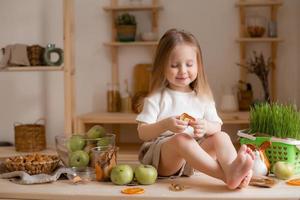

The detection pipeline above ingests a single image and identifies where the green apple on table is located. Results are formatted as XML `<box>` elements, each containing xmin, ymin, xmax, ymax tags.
<box><xmin>134</xmin><ymin>164</ymin><xmax>158</xmax><ymax>185</ymax></box>
<box><xmin>87</xmin><ymin>125</ymin><xmax>106</xmax><ymax>139</ymax></box>
<box><xmin>69</xmin><ymin>150</ymin><xmax>90</xmax><ymax>168</ymax></box>
<box><xmin>273</xmin><ymin>161</ymin><xmax>294</xmax><ymax>180</ymax></box>
<box><xmin>110</xmin><ymin>164</ymin><xmax>134</xmax><ymax>185</ymax></box>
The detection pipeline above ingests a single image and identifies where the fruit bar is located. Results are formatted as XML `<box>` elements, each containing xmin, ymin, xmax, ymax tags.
<box><xmin>180</xmin><ymin>113</ymin><xmax>195</xmax><ymax>123</ymax></box>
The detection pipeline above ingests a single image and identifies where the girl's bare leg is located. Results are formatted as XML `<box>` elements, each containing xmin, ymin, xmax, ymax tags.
<box><xmin>158</xmin><ymin>132</ymin><xmax>254</xmax><ymax>189</ymax></box>
<box><xmin>158</xmin><ymin>133</ymin><xmax>226</xmax><ymax>182</ymax></box>
<box><xmin>200</xmin><ymin>132</ymin><xmax>254</xmax><ymax>189</ymax></box>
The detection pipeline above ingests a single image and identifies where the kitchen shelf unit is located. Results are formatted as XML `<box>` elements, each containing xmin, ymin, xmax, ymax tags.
<box><xmin>75</xmin><ymin>0</ymin><xmax>162</xmax><ymax>146</ymax></box>
<box><xmin>103</xmin><ymin>0</ymin><xmax>161</xmax><ymax>86</ymax></box>
<box><xmin>75</xmin><ymin>0</ymin><xmax>252</xmax><ymax>148</ymax></box>
<box><xmin>1</xmin><ymin>0</ymin><xmax>75</xmax><ymax>136</ymax></box>
<box><xmin>236</xmin><ymin>0</ymin><xmax>283</xmax><ymax>101</ymax></box>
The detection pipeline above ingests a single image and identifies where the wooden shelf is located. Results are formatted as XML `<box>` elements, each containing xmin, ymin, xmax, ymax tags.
<box><xmin>77</xmin><ymin>111</ymin><xmax>250</xmax><ymax>125</ymax></box>
<box><xmin>103</xmin><ymin>5</ymin><xmax>162</xmax><ymax>11</ymax></box>
<box><xmin>236</xmin><ymin>0</ymin><xmax>283</xmax><ymax>101</ymax></box>
<box><xmin>0</xmin><ymin>66</ymin><xmax>64</xmax><ymax>72</ymax></box>
<box><xmin>104</xmin><ymin>41</ymin><xmax>158</xmax><ymax>46</ymax></box>
<box><xmin>236</xmin><ymin>0</ymin><xmax>283</xmax><ymax>7</ymax></box>
<box><xmin>103</xmin><ymin>0</ymin><xmax>161</xmax><ymax>87</ymax></box>
<box><xmin>236</xmin><ymin>37</ymin><xmax>283</xmax><ymax>43</ymax></box>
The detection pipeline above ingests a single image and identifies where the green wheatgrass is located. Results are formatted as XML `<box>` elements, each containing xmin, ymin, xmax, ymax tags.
<box><xmin>249</xmin><ymin>103</ymin><xmax>300</xmax><ymax>140</ymax></box>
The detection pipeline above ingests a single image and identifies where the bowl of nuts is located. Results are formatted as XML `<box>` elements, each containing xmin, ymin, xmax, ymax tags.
<box><xmin>4</xmin><ymin>153</ymin><xmax>60</xmax><ymax>175</ymax></box>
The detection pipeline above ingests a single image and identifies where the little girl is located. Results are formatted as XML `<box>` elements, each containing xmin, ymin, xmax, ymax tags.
<box><xmin>136</xmin><ymin>29</ymin><xmax>254</xmax><ymax>189</ymax></box>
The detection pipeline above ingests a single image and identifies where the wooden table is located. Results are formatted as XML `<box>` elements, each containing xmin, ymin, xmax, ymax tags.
<box><xmin>0</xmin><ymin>171</ymin><xmax>299</xmax><ymax>200</ymax></box>
<box><xmin>0</xmin><ymin>147</ymin><xmax>300</xmax><ymax>200</ymax></box>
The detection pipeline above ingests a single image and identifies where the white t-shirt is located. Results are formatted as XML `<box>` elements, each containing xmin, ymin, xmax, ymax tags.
<box><xmin>136</xmin><ymin>88</ymin><xmax>223</xmax><ymax>135</ymax></box>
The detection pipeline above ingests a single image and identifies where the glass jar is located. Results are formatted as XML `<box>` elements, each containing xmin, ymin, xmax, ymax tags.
<box><xmin>92</xmin><ymin>146</ymin><xmax>119</xmax><ymax>181</ymax></box>
<box><xmin>107</xmin><ymin>83</ymin><xmax>121</xmax><ymax>112</ymax></box>
<box><xmin>268</xmin><ymin>21</ymin><xmax>277</xmax><ymax>37</ymax></box>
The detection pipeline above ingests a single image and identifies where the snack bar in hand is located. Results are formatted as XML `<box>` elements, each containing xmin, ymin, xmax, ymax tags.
<box><xmin>180</xmin><ymin>113</ymin><xmax>195</xmax><ymax>123</ymax></box>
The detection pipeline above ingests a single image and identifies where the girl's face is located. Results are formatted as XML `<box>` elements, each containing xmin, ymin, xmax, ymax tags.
<box><xmin>165</xmin><ymin>44</ymin><xmax>198</xmax><ymax>92</ymax></box>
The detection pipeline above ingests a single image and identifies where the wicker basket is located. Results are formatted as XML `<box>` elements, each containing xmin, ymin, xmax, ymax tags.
<box><xmin>14</xmin><ymin>119</ymin><xmax>46</xmax><ymax>152</ymax></box>
<box><xmin>27</xmin><ymin>45</ymin><xmax>45</xmax><ymax>66</ymax></box>
<box><xmin>4</xmin><ymin>154</ymin><xmax>59</xmax><ymax>175</ymax></box>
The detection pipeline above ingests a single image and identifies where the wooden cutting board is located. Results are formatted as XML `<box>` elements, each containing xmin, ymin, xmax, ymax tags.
<box><xmin>133</xmin><ymin>63</ymin><xmax>152</xmax><ymax>94</ymax></box>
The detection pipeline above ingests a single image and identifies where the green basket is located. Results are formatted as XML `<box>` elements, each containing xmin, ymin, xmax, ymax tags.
<box><xmin>238</xmin><ymin>130</ymin><xmax>300</xmax><ymax>174</ymax></box>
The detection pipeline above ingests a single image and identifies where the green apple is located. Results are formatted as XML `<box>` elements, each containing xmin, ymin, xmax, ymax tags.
<box><xmin>68</xmin><ymin>135</ymin><xmax>86</xmax><ymax>152</ymax></box>
<box><xmin>134</xmin><ymin>164</ymin><xmax>157</xmax><ymax>185</ymax></box>
<box><xmin>69</xmin><ymin>150</ymin><xmax>90</xmax><ymax>168</ymax></box>
<box><xmin>97</xmin><ymin>137</ymin><xmax>112</xmax><ymax>147</ymax></box>
<box><xmin>87</xmin><ymin>125</ymin><xmax>106</xmax><ymax>139</ymax></box>
<box><xmin>273</xmin><ymin>161</ymin><xmax>294</xmax><ymax>180</ymax></box>
<box><xmin>110</xmin><ymin>164</ymin><xmax>134</xmax><ymax>185</ymax></box>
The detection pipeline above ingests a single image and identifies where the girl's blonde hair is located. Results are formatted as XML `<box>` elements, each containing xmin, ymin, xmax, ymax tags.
<box><xmin>149</xmin><ymin>28</ymin><xmax>213</xmax><ymax>100</ymax></box>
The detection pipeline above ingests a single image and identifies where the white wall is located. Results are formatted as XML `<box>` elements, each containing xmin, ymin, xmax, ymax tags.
<box><xmin>0</xmin><ymin>0</ymin><xmax>299</xmax><ymax>146</ymax></box>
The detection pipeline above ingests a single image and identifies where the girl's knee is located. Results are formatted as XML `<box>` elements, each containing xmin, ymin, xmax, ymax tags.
<box><xmin>212</xmin><ymin>131</ymin><xmax>231</xmax><ymax>141</ymax></box>
<box><xmin>171</xmin><ymin>133</ymin><xmax>194</xmax><ymax>148</ymax></box>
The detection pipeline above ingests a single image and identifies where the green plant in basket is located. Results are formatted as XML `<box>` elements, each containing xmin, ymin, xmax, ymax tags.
<box><xmin>239</xmin><ymin>102</ymin><xmax>300</xmax><ymax>175</ymax></box>
<box><xmin>249</xmin><ymin>102</ymin><xmax>300</xmax><ymax>140</ymax></box>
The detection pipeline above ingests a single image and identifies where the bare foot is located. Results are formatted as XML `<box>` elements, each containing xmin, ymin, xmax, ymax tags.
<box><xmin>238</xmin><ymin>169</ymin><xmax>253</xmax><ymax>189</ymax></box>
<box><xmin>226</xmin><ymin>145</ymin><xmax>254</xmax><ymax>190</ymax></box>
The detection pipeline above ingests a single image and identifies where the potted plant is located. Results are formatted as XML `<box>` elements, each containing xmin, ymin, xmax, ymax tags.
<box><xmin>238</xmin><ymin>103</ymin><xmax>300</xmax><ymax>174</ymax></box>
<box><xmin>115</xmin><ymin>13</ymin><xmax>137</xmax><ymax>42</ymax></box>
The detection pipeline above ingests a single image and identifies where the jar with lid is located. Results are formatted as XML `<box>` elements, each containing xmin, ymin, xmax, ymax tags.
<box><xmin>107</xmin><ymin>83</ymin><xmax>121</xmax><ymax>112</ymax></box>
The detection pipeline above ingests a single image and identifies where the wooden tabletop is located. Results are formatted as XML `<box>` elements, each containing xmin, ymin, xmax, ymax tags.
<box><xmin>0</xmin><ymin>172</ymin><xmax>299</xmax><ymax>200</ymax></box>
<box><xmin>0</xmin><ymin>147</ymin><xmax>299</xmax><ymax>200</ymax></box>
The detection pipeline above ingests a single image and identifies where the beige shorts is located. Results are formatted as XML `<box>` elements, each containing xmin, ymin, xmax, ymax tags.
<box><xmin>138</xmin><ymin>133</ymin><xmax>204</xmax><ymax>178</ymax></box>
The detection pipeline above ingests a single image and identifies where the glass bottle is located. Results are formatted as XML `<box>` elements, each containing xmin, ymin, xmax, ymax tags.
<box><xmin>107</xmin><ymin>83</ymin><xmax>121</xmax><ymax>112</ymax></box>
<box><xmin>121</xmin><ymin>79</ymin><xmax>132</xmax><ymax>113</ymax></box>
<box><xmin>43</xmin><ymin>43</ymin><xmax>64</xmax><ymax>66</ymax></box>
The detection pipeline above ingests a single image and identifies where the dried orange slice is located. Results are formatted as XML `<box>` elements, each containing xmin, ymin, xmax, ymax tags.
<box><xmin>121</xmin><ymin>187</ymin><xmax>145</xmax><ymax>194</ymax></box>
<box><xmin>286</xmin><ymin>179</ymin><xmax>300</xmax><ymax>186</ymax></box>
<box><xmin>180</xmin><ymin>113</ymin><xmax>195</xmax><ymax>122</ymax></box>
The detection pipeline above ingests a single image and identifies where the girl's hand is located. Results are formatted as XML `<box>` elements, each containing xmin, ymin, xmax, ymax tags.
<box><xmin>163</xmin><ymin>116</ymin><xmax>188</xmax><ymax>133</ymax></box>
<box><xmin>189</xmin><ymin>119</ymin><xmax>207</xmax><ymax>138</ymax></box>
